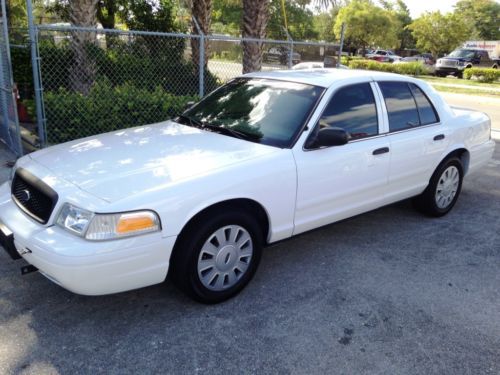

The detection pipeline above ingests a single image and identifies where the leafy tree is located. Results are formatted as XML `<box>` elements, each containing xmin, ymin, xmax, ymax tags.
<box><xmin>454</xmin><ymin>0</ymin><xmax>500</xmax><ymax>40</ymax></box>
<box><xmin>408</xmin><ymin>11</ymin><xmax>471</xmax><ymax>57</ymax></box>
<box><xmin>212</xmin><ymin>0</ymin><xmax>240</xmax><ymax>35</ymax></box>
<box><xmin>334</xmin><ymin>0</ymin><xmax>399</xmax><ymax>54</ymax></box>
<box><xmin>393</xmin><ymin>0</ymin><xmax>415</xmax><ymax>51</ymax></box>
<box><xmin>312</xmin><ymin>10</ymin><xmax>337</xmax><ymax>42</ymax></box>
<box><xmin>267</xmin><ymin>0</ymin><xmax>317</xmax><ymax>40</ymax></box>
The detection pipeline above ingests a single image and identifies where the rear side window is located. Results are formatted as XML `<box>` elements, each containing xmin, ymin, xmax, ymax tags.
<box><xmin>409</xmin><ymin>84</ymin><xmax>439</xmax><ymax>125</ymax></box>
<box><xmin>379</xmin><ymin>81</ymin><xmax>420</xmax><ymax>132</ymax></box>
<box><xmin>379</xmin><ymin>81</ymin><xmax>439</xmax><ymax>132</ymax></box>
<box><xmin>319</xmin><ymin>83</ymin><xmax>378</xmax><ymax>139</ymax></box>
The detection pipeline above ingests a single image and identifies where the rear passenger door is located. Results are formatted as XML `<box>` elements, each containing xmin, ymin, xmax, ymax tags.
<box><xmin>376</xmin><ymin>81</ymin><xmax>448</xmax><ymax>202</ymax></box>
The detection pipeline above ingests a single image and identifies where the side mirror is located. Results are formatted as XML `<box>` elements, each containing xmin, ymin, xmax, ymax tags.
<box><xmin>315</xmin><ymin>127</ymin><xmax>349</xmax><ymax>147</ymax></box>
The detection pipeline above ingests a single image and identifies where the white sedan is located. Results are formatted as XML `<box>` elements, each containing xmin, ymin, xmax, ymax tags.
<box><xmin>0</xmin><ymin>70</ymin><xmax>495</xmax><ymax>303</ymax></box>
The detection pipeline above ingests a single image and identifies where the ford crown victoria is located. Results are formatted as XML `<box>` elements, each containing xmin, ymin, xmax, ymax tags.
<box><xmin>0</xmin><ymin>70</ymin><xmax>495</xmax><ymax>303</ymax></box>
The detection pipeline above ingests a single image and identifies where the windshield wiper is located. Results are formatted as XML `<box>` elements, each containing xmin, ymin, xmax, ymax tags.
<box><xmin>177</xmin><ymin>114</ymin><xmax>261</xmax><ymax>142</ymax></box>
<box><xmin>202</xmin><ymin>123</ymin><xmax>262</xmax><ymax>142</ymax></box>
<box><xmin>176</xmin><ymin>114</ymin><xmax>204</xmax><ymax>128</ymax></box>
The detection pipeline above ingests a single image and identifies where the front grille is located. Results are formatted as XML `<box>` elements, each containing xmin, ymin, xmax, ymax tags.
<box><xmin>441</xmin><ymin>60</ymin><xmax>457</xmax><ymax>67</ymax></box>
<box><xmin>11</xmin><ymin>168</ymin><xmax>58</xmax><ymax>224</ymax></box>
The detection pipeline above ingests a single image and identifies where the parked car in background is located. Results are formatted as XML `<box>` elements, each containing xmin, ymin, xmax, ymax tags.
<box><xmin>401</xmin><ymin>53</ymin><xmax>435</xmax><ymax>65</ymax></box>
<box><xmin>0</xmin><ymin>70</ymin><xmax>495</xmax><ymax>303</ymax></box>
<box><xmin>264</xmin><ymin>46</ymin><xmax>301</xmax><ymax>65</ymax></box>
<box><xmin>435</xmin><ymin>48</ymin><xmax>500</xmax><ymax>78</ymax></box>
<box><xmin>293</xmin><ymin>61</ymin><xmax>349</xmax><ymax>70</ymax></box>
<box><xmin>366</xmin><ymin>49</ymin><xmax>402</xmax><ymax>63</ymax></box>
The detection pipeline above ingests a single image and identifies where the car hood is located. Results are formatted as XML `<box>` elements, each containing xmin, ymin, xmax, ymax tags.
<box><xmin>30</xmin><ymin>121</ymin><xmax>278</xmax><ymax>202</ymax></box>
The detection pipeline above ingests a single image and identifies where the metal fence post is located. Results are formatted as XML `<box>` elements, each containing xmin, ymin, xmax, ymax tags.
<box><xmin>284</xmin><ymin>29</ymin><xmax>294</xmax><ymax>69</ymax></box>
<box><xmin>26</xmin><ymin>0</ymin><xmax>46</xmax><ymax>147</ymax></box>
<box><xmin>199</xmin><ymin>36</ymin><xmax>205</xmax><ymax>97</ymax></box>
<box><xmin>192</xmin><ymin>16</ymin><xmax>204</xmax><ymax>98</ymax></box>
<box><xmin>337</xmin><ymin>23</ymin><xmax>346</xmax><ymax>67</ymax></box>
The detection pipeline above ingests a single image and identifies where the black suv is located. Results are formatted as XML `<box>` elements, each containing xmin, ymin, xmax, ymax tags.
<box><xmin>435</xmin><ymin>48</ymin><xmax>499</xmax><ymax>78</ymax></box>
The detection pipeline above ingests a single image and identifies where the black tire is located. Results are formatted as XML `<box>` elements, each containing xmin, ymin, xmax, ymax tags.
<box><xmin>435</xmin><ymin>72</ymin><xmax>447</xmax><ymax>77</ymax></box>
<box><xmin>413</xmin><ymin>157</ymin><xmax>464</xmax><ymax>217</ymax></box>
<box><xmin>169</xmin><ymin>211</ymin><xmax>263</xmax><ymax>304</ymax></box>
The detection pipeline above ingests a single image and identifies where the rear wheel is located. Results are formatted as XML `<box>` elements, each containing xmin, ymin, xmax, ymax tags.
<box><xmin>170</xmin><ymin>211</ymin><xmax>263</xmax><ymax>303</ymax></box>
<box><xmin>413</xmin><ymin>157</ymin><xmax>464</xmax><ymax>217</ymax></box>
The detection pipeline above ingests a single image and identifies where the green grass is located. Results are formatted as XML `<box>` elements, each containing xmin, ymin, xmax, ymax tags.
<box><xmin>420</xmin><ymin>75</ymin><xmax>500</xmax><ymax>89</ymax></box>
<box><xmin>431</xmin><ymin>84</ymin><xmax>500</xmax><ymax>97</ymax></box>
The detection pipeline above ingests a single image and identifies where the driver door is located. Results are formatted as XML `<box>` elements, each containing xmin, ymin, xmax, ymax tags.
<box><xmin>292</xmin><ymin>81</ymin><xmax>390</xmax><ymax>235</ymax></box>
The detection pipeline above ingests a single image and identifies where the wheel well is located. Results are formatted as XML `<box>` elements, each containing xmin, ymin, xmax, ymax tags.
<box><xmin>177</xmin><ymin>199</ymin><xmax>270</xmax><ymax>245</ymax></box>
<box><xmin>444</xmin><ymin>148</ymin><xmax>470</xmax><ymax>175</ymax></box>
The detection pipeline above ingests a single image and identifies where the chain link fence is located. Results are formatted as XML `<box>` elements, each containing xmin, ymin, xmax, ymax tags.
<box><xmin>0</xmin><ymin>8</ymin><xmax>22</xmax><ymax>155</ymax></box>
<box><xmin>13</xmin><ymin>25</ymin><xmax>340</xmax><ymax>146</ymax></box>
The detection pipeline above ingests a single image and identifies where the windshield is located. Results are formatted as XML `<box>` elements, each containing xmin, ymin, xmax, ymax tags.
<box><xmin>447</xmin><ymin>49</ymin><xmax>475</xmax><ymax>59</ymax></box>
<box><xmin>180</xmin><ymin>78</ymin><xmax>324</xmax><ymax>148</ymax></box>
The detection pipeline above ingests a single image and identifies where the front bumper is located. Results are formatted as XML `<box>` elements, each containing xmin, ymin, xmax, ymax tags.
<box><xmin>435</xmin><ymin>66</ymin><xmax>465</xmax><ymax>74</ymax></box>
<box><xmin>0</xmin><ymin>182</ymin><xmax>176</xmax><ymax>295</ymax></box>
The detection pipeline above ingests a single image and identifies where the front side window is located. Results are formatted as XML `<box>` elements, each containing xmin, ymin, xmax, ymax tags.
<box><xmin>379</xmin><ymin>81</ymin><xmax>420</xmax><ymax>132</ymax></box>
<box><xmin>317</xmin><ymin>83</ymin><xmax>378</xmax><ymax>140</ymax></box>
<box><xmin>181</xmin><ymin>78</ymin><xmax>324</xmax><ymax>148</ymax></box>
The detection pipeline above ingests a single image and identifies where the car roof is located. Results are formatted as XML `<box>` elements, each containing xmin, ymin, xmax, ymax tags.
<box><xmin>243</xmin><ymin>69</ymin><xmax>410</xmax><ymax>88</ymax></box>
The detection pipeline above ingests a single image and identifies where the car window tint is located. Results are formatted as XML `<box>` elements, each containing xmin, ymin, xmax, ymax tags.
<box><xmin>319</xmin><ymin>83</ymin><xmax>378</xmax><ymax>139</ymax></box>
<box><xmin>409</xmin><ymin>84</ymin><xmax>439</xmax><ymax>125</ymax></box>
<box><xmin>185</xmin><ymin>78</ymin><xmax>324</xmax><ymax>148</ymax></box>
<box><xmin>379</xmin><ymin>81</ymin><xmax>420</xmax><ymax>132</ymax></box>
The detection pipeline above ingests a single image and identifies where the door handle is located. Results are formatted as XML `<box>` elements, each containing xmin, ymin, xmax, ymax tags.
<box><xmin>372</xmin><ymin>147</ymin><xmax>389</xmax><ymax>155</ymax></box>
<box><xmin>433</xmin><ymin>134</ymin><xmax>445</xmax><ymax>141</ymax></box>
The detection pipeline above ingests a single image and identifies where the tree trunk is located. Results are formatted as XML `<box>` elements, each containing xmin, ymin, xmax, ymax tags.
<box><xmin>242</xmin><ymin>0</ymin><xmax>270</xmax><ymax>74</ymax></box>
<box><xmin>191</xmin><ymin>0</ymin><xmax>211</xmax><ymax>72</ymax></box>
<box><xmin>69</xmin><ymin>0</ymin><xmax>99</xmax><ymax>95</ymax></box>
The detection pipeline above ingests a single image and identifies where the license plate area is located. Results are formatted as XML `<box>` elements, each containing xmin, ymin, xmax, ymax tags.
<box><xmin>0</xmin><ymin>220</ymin><xmax>21</xmax><ymax>260</ymax></box>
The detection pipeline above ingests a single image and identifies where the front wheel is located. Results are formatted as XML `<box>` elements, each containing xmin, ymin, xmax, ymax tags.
<box><xmin>413</xmin><ymin>157</ymin><xmax>464</xmax><ymax>217</ymax></box>
<box><xmin>170</xmin><ymin>211</ymin><xmax>263</xmax><ymax>303</ymax></box>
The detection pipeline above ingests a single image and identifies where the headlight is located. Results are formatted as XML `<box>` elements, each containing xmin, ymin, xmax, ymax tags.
<box><xmin>56</xmin><ymin>203</ymin><xmax>161</xmax><ymax>240</ymax></box>
<box><xmin>85</xmin><ymin>211</ymin><xmax>160</xmax><ymax>240</ymax></box>
<box><xmin>56</xmin><ymin>203</ymin><xmax>93</xmax><ymax>236</ymax></box>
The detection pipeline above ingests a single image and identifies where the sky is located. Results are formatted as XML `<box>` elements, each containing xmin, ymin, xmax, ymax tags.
<box><xmin>402</xmin><ymin>0</ymin><xmax>459</xmax><ymax>18</ymax></box>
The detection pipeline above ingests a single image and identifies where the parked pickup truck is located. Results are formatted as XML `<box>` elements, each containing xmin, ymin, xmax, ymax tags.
<box><xmin>0</xmin><ymin>70</ymin><xmax>495</xmax><ymax>303</ymax></box>
<box><xmin>435</xmin><ymin>48</ymin><xmax>500</xmax><ymax>77</ymax></box>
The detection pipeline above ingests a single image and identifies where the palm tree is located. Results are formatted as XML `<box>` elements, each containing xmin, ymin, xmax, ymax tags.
<box><xmin>190</xmin><ymin>0</ymin><xmax>211</xmax><ymax>74</ymax></box>
<box><xmin>241</xmin><ymin>0</ymin><xmax>269</xmax><ymax>74</ymax></box>
<box><xmin>240</xmin><ymin>0</ymin><xmax>341</xmax><ymax>74</ymax></box>
<box><xmin>69</xmin><ymin>0</ymin><xmax>99</xmax><ymax>94</ymax></box>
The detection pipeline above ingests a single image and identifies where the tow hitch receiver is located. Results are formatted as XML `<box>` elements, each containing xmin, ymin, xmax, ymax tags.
<box><xmin>21</xmin><ymin>265</ymin><xmax>38</xmax><ymax>275</ymax></box>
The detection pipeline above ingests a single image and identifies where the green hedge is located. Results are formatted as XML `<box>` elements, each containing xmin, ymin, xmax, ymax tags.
<box><xmin>12</xmin><ymin>39</ymin><xmax>219</xmax><ymax>97</ymax></box>
<box><xmin>348</xmin><ymin>59</ymin><xmax>430</xmax><ymax>76</ymax></box>
<box><xmin>463</xmin><ymin>68</ymin><xmax>500</xmax><ymax>83</ymax></box>
<box><xmin>44</xmin><ymin>82</ymin><xmax>197</xmax><ymax>144</ymax></box>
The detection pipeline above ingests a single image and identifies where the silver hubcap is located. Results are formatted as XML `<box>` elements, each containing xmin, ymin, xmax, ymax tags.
<box><xmin>435</xmin><ymin>166</ymin><xmax>460</xmax><ymax>209</ymax></box>
<box><xmin>197</xmin><ymin>225</ymin><xmax>253</xmax><ymax>291</ymax></box>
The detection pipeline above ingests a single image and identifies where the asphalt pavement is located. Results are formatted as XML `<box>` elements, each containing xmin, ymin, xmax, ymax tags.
<box><xmin>0</xmin><ymin>134</ymin><xmax>499</xmax><ymax>374</ymax></box>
